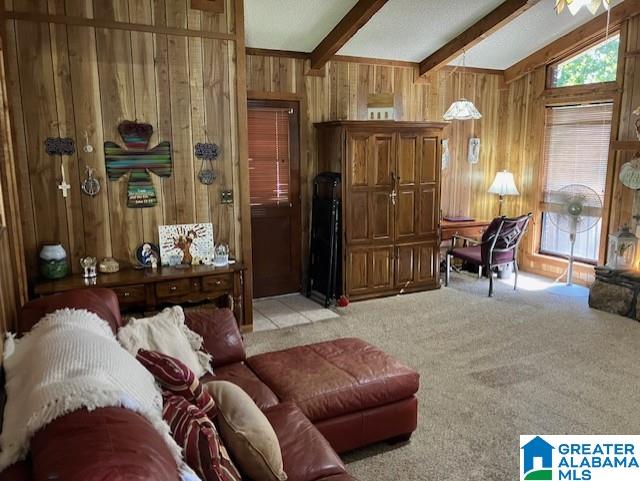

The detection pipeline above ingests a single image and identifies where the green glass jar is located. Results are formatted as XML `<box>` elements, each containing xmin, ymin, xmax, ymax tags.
<box><xmin>39</xmin><ymin>244</ymin><xmax>69</xmax><ymax>280</ymax></box>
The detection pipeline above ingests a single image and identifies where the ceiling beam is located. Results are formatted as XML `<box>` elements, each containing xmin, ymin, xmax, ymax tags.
<box><xmin>310</xmin><ymin>0</ymin><xmax>389</xmax><ymax>71</ymax></box>
<box><xmin>505</xmin><ymin>0</ymin><xmax>640</xmax><ymax>84</ymax></box>
<box><xmin>419</xmin><ymin>0</ymin><xmax>540</xmax><ymax>77</ymax></box>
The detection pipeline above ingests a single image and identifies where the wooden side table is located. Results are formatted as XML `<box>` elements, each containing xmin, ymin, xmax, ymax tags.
<box><xmin>34</xmin><ymin>264</ymin><xmax>247</xmax><ymax>329</ymax></box>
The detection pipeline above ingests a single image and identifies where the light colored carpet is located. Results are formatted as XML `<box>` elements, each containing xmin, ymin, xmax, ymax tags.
<box><xmin>244</xmin><ymin>272</ymin><xmax>640</xmax><ymax>481</ymax></box>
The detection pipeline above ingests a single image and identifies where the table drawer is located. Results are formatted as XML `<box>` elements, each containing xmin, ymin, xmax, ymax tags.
<box><xmin>113</xmin><ymin>285</ymin><xmax>146</xmax><ymax>304</ymax></box>
<box><xmin>202</xmin><ymin>275</ymin><xmax>233</xmax><ymax>292</ymax></box>
<box><xmin>156</xmin><ymin>278</ymin><xmax>199</xmax><ymax>299</ymax></box>
<box><xmin>443</xmin><ymin>226</ymin><xmax>486</xmax><ymax>241</ymax></box>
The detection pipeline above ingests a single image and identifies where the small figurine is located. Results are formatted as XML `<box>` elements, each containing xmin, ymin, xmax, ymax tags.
<box><xmin>150</xmin><ymin>253</ymin><xmax>158</xmax><ymax>270</ymax></box>
<box><xmin>80</xmin><ymin>256</ymin><xmax>98</xmax><ymax>279</ymax></box>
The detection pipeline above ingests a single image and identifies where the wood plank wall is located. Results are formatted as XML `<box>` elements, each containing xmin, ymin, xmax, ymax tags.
<box><xmin>502</xmin><ymin>14</ymin><xmax>640</xmax><ymax>285</ymax></box>
<box><xmin>2</xmin><ymin>0</ymin><xmax>246</xmax><ymax>286</ymax></box>
<box><xmin>246</xmin><ymin>54</ymin><xmax>507</xmax><ymax>275</ymax></box>
<box><xmin>0</xmin><ymin>35</ymin><xmax>28</xmax><ymax>346</ymax></box>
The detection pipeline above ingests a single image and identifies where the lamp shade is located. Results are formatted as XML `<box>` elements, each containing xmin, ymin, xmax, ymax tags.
<box><xmin>443</xmin><ymin>99</ymin><xmax>482</xmax><ymax>121</ymax></box>
<box><xmin>488</xmin><ymin>171</ymin><xmax>520</xmax><ymax>196</ymax></box>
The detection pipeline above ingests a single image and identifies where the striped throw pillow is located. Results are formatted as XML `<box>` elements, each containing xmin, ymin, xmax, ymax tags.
<box><xmin>163</xmin><ymin>394</ymin><xmax>241</xmax><ymax>481</ymax></box>
<box><xmin>137</xmin><ymin>349</ymin><xmax>217</xmax><ymax>418</ymax></box>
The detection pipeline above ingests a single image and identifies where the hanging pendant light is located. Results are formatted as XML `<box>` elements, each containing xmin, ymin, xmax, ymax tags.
<box><xmin>443</xmin><ymin>50</ymin><xmax>482</xmax><ymax>121</ymax></box>
<box><xmin>555</xmin><ymin>0</ymin><xmax>610</xmax><ymax>16</ymax></box>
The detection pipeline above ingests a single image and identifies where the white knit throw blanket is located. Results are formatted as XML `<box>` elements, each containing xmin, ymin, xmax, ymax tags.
<box><xmin>0</xmin><ymin>309</ymin><xmax>198</xmax><ymax>481</ymax></box>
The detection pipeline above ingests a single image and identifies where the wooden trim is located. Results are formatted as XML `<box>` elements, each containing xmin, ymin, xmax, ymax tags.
<box><xmin>505</xmin><ymin>1</ymin><xmax>640</xmax><ymax>83</ymax></box>
<box><xmin>539</xmin><ymin>82</ymin><xmax>620</xmax><ymax>103</ymax></box>
<box><xmin>234</xmin><ymin>0</ymin><xmax>253</xmax><ymax>328</ymax></box>
<box><xmin>0</xmin><ymin>11</ymin><xmax>236</xmax><ymax>41</ymax></box>
<box><xmin>247</xmin><ymin>90</ymin><xmax>303</xmax><ymax>101</ymax></box>
<box><xmin>419</xmin><ymin>0</ymin><xmax>540</xmax><ymax>76</ymax></box>
<box><xmin>611</xmin><ymin>140</ymin><xmax>640</xmax><ymax>151</ymax></box>
<box><xmin>332</xmin><ymin>54</ymin><xmax>417</xmax><ymax>69</ymax></box>
<box><xmin>190</xmin><ymin>0</ymin><xmax>224</xmax><ymax>13</ymax></box>
<box><xmin>310</xmin><ymin>0</ymin><xmax>389</xmax><ymax>71</ymax></box>
<box><xmin>246</xmin><ymin>47</ymin><xmax>309</xmax><ymax>60</ymax></box>
<box><xmin>522</xmin><ymin>252</ymin><xmax>595</xmax><ymax>286</ymax></box>
<box><xmin>245</xmin><ymin>47</ymin><xmax>506</xmax><ymax>76</ymax></box>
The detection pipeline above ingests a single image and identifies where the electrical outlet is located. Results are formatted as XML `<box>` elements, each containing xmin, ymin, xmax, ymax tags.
<box><xmin>221</xmin><ymin>190</ymin><xmax>233</xmax><ymax>204</ymax></box>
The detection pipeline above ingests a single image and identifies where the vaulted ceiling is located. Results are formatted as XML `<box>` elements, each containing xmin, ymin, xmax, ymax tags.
<box><xmin>244</xmin><ymin>0</ymin><xmax>624</xmax><ymax>70</ymax></box>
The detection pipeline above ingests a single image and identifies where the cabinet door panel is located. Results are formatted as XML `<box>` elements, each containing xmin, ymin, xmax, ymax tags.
<box><xmin>347</xmin><ymin>249</ymin><xmax>369</xmax><ymax>293</ymax></box>
<box><xmin>348</xmin><ymin>192</ymin><xmax>369</xmax><ymax>243</ymax></box>
<box><xmin>396</xmin><ymin>191</ymin><xmax>416</xmax><ymax>239</ymax></box>
<box><xmin>371</xmin><ymin>191</ymin><xmax>393</xmax><ymax>241</ymax></box>
<box><xmin>396</xmin><ymin>245</ymin><xmax>416</xmax><ymax>287</ymax></box>
<box><xmin>419</xmin><ymin>186</ymin><xmax>437</xmax><ymax>236</ymax></box>
<box><xmin>369</xmin><ymin>247</ymin><xmax>394</xmax><ymax>289</ymax></box>
<box><xmin>418</xmin><ymin>243</ymin><xmax>438</xmax><ymax>283</ymax></box>
<box><xmin>394</xmin><ymin>242</ymin><xmax>439</xmax><ymax>289</ymax></box>
<box><xmin>348</xmin><ymin>134</ymin><xmax>369</xmax><ymax>187</ymax></box>
<box><xmin>398</xmin><ymin>135</ymin><xmax>417</xmax><ymax>185</ymax></box>
<box><xmin>420</xmin><ymin>137</ymin><xmax>438</xmax><ymax>183</ymax></box>
<box><xmin>372</xmin><ymin>135</ymin><xmax>393</xmax><ymax>187</ymax></box>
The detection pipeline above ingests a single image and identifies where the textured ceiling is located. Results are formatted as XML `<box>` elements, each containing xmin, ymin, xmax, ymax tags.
<box><xmin>337</xmin><ymin>0</ymin><xmax>505</xmax><ymax>61</ymax></box>
<box><xmin>244</xmin><ymin>0</ymin><xmax>359</xmax><ymax>52</ymax></box>
<box><xmin>457</xmin><ymin>0</ymin><xmax>625</xmax><ymax>69</ymax></box>
<box><xmin>244</xmin><ymin>0</ymin><xmax>624</xmax><ymax>69</ymax></box>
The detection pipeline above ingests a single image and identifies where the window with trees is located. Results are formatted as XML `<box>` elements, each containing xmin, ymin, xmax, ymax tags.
<box><xmin>548</xmin><ymin>34</ymin><xmax>620</xmax><ymax>88</ymax></box>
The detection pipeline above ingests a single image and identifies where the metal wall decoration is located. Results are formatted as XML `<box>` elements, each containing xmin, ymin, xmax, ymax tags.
<box><xmin>195</xmin><ymin>142</ymin><xmax>219</xmax><ymax>185</ymax></box>
<box><xmin>81</xmin><ymin>166</ymin><xmax>101</xmax><ymax>197</ymax></box>
<box><xmin>105</xmin><ymin>121</ymin><xmax>172</xmax><ymax>208</ymax></box>
<box><xmin>45</xmin><ymin>137</ymin><xmax>75</xmax><ymax>198</ymax></box>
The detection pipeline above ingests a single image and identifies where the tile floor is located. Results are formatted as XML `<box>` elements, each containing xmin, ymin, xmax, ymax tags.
<box><xmin>252</xmin><ymin>293</ymin><xmax>340</xmax><ymax>331</ymax></box>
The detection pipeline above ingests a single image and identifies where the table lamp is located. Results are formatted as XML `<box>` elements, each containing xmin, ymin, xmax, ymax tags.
<box><xmin>488</xmin><ymin>170</ymin><xmax>520</xmax><ymax>216</ymax></box>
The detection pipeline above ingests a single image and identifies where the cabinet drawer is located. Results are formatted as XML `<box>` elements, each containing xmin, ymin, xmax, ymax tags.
<box><xmin>202</xmin><ymin>275</ymin><xmax>233</xmax><ymax>292</ymax></box>
<box><xmin>443</xmin><ymin>226</ymin><xmax>486</xmax><ymax>242</ymax></box>
<box><xmin>156</xmin><ymin>278</ymin><xmax>199</xmax><ymax>299</ymax></box>
<box><xmin>113</xmin><ymin>285</ymin><xmax>146</xmax><ymax>304</ymax></box>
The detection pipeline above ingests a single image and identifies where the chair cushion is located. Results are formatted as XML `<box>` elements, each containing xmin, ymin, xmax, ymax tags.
<box><xmin>264</xmin><ymin>402</ymin><xmax>346</xmax><ymax>481</ymax></box>
<box><xmin>201</xmin><ymin>363</ymin><xmax>279</xmax><ymax>411</ymax></box>
<box><xmin>137</xmin><ymin>349</ymin><xmax>217</xmax><ymax>418</ymax></box>
<box><xmin>31</xmin><ymin>407</ymin><xmax>180</xmax><ymax>481</ymax></box>
<box><xmin>452</xmin><ymin>246</ymin><xmax>515</xmax><ymax>265</ymax></box>
<box><xmin>247</xmin><ymin>338</ymin><xmax>419</xmax><ymax>422</ymax></box>
<box><xmin>163</xmin><ymin>395</ymin><xmax>241</xmax><ymax>481</ymax></box>
<box><xmin>0</xmin><ymin>461</ymin><xmax>31</xmax><ymax>481</ymax></box>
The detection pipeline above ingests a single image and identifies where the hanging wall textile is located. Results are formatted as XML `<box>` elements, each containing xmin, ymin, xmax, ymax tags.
<box><xmin>104</xmin><ymin>121</ymin><xmax>172</xmax><ymax>208</ymax></box>
<box><xmin>45</xmin><ymin>137</ymin><xmax>75</xmax><ymax>198</ymax></box>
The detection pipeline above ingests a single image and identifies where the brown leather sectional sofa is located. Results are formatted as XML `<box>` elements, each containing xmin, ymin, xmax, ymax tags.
<box><xmin>1</xmin><ymin>288</ymin><xmax>420</xmax><ymax>481</ymax></box>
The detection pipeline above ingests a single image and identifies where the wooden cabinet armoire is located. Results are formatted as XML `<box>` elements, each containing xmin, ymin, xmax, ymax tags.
<box><xmin>315</xmin><ymin>121</ymin><xmax>447</xmax><ymax>301</ymax></box>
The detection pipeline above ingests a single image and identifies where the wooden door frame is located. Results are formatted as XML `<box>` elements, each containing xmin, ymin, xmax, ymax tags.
<box><xmin>247</xmin><ymin>98</ymin><xmax>303</xmax><ymax>296</ymax></box>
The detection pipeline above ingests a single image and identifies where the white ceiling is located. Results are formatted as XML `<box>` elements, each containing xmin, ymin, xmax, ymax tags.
<box><xmin>458</xmin><ymin>0</ymin><xmax>625</xmax><ymax>69</ymax></box>
<box><xmin>244</xmin><ymin>0</ymin><xmax>359</xmax><ymax>52</ymax></box>
<box><xmin>244</xmin><ymin>0</ymin><xmax>624</xmax><ymax>70</ymax></box>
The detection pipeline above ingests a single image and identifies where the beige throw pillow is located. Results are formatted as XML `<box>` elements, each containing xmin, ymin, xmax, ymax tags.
<box><xmin>205</xmin><ymin>381</ymin><xmax>287</xmax><ymax>481</ymax></box>
<box><xmin>117</xmin><ymin>306</ymin><xmax>212</xmax><ymax>377</ymax></box>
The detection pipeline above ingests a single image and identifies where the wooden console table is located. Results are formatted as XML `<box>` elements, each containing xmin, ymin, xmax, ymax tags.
<box><xmin>34</xmin><ymin>264</ymin><xmax>246</xmax><ymax>327</ymax></box>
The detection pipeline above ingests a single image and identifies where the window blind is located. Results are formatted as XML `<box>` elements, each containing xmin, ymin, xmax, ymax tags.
<box><xmin>541</xmin><ymin>103</ymin><xmax>612</xmax><ymax>210</ymax></box>
<box><xmin>248</xmin><ymin>108</ymin><xmax>291</xmax><ymax>206</ymax></box>
<box><xmin>539</xmin><ymin>102</ymin><xmax>613</xmax><ymax>262</ymax></box>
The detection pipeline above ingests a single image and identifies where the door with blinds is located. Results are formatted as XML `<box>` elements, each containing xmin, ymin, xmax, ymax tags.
<box><xmin>248</xmin><ymin>100</ymin><xmax>301</xmax><ymax>298</ymax></box>
<box><xmin>540</xmin><ymin>103</ymin><xmax>613</xmax><ymax>263</ymax></box>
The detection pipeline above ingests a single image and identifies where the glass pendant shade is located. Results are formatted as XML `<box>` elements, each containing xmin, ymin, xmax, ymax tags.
<box><xmin>443</xmin><ymin>99</ymin><xmax>482</xmax><ymax>121</ymax></box>
<box><xmin>555</xmin><ymin>0</ymin><xmax>610</xmax><ymax>15</ymax></box>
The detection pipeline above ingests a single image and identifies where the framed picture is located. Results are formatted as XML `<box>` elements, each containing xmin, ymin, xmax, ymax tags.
<box><xmin>158</xmin><ymin>223</ymin><xmax>214</xmax><ymax>266</ymax></box>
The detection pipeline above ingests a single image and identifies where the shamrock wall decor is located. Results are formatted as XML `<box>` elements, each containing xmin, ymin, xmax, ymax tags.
<box><xmin>105</xmin><ymin>121</ymin><xmax>172</xmax><ymax>208</ymax></box>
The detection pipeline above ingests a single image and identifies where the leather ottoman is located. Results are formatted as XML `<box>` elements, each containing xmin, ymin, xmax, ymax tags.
<box><xmin>247</xmin><ymin>338</ymin><xmax>420</xmax><ymax>453</ymax></box>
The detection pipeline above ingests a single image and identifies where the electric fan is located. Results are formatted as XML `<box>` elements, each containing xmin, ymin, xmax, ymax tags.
<box><xmin>545</xmin><ymin>184</ymin><xmax>603</xmax><ymax>297</ymax></box>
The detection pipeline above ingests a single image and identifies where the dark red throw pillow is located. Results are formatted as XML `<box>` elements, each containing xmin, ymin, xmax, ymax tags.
<box><xmin>163</xmin><ymin>395</ymin><xmax>241</xmax><ymax>481</ymax></box>
<box><xmin>136</xmin><ymin>349</ymin><xmax>217</xmax><ymax>418</ymax></box>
